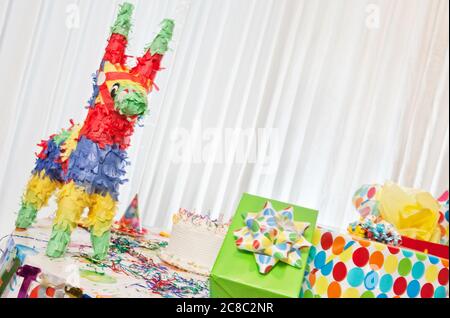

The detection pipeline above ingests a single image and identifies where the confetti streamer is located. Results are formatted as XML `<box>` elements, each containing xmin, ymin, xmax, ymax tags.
<box><xmin>74</xmin><ymin>232</ymin><xmax>208</xmax><ymax>298</ymax></box>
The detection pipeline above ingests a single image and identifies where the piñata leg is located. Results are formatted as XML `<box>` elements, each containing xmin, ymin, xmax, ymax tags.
<box><xmin>46</xmin><ymin>182</ymin><xmax>91</xmax><ymax>258</ymax></box>
<box><xmin>16</xmin><ymin>170</ymin><xmax>61</xmax><ymax>229</ymax></box>
<box><xmin>89</xmin><ymin>193</ymin><xmax>117</xmax><ymax>260</ymax></box>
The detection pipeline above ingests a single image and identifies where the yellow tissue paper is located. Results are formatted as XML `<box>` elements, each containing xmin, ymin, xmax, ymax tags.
<box><xmin>90</xmin><ymin>193</ymin><xmax>117</xmax><ymax>237</ymax></box>
<box><xmin>377</xmin><ymin>182</ymin><xmax>440</xmax><ymax>242</ymax></box>
<box><xmin>24</xmin><ymin>171</ymin><xmax>61</xmax><ymax>209</ymax></box>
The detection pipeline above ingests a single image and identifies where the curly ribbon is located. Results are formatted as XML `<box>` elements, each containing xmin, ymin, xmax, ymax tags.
<box><xmin>348</xmin><ymin>215</ymin><xmax>402</xmax><ymax>246</ymax></box>
<box><xmin>233</xmin><ymin>202</ymin><xmax>311</xmax><ymax>274</ymax></box>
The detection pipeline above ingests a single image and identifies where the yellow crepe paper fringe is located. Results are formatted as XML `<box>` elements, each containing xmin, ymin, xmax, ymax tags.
<box><xmin>60</xmin><ymin>124</ymin><xmax>82</xmax><ymax>163</ymax></box>
<box><xmin>90</xmin><ymin>193</ymin><xmax>117</xmax><ymax>237</ymax></box>
<box><xmin>24</xmin><ymin>170</ymin><xmax>61</xmax><ymax>210</ymax></box>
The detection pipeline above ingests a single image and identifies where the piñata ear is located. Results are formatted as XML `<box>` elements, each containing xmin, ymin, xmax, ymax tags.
<box><xmin>103</xmin><ymin>2</ymin><xmax>134</xmax><ymax>65</ymax></box>
<box><xmin>131</xmin><ymin>19</ymin><xmax>175</xmax><ymax>90</ymax></box>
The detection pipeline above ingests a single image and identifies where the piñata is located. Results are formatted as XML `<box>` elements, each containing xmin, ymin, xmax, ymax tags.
<box><xmin>15</xmin><ymin>2</ymin><xmax>174</xmax><ymax>260</ymax></box>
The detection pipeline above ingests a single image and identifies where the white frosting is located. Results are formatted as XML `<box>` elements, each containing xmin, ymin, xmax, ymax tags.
<box><xmin>159</xmin><ymin>209</ymin><xmax>229</xmax><ymax>276</ymax></box>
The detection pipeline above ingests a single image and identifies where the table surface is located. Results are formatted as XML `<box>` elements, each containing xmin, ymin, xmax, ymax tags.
<box><xmin>3</xmin><ymin>218</ymin><xmax>209</xmax><ymax>298</ymax></box>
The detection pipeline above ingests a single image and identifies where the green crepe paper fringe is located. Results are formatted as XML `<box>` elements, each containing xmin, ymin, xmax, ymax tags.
<box><xmin>91</xmin><ymin>230</ymin><xmax>111</xmax><ymax>260</ymax></box>
<box><xmin>111</xmin><ymin>2</ymin><xmax>134</xmax><ymax>38</ymax></box>
<box><xmin>146</xmin><ymin>19</ymin><xmax>175</xmax><ymax>55</ymax></box>
<box><xmin>15</xmin><ymin>202</ymin><xmax>38</xmax><ymax>228</ymax></box>
<box><xmin>46</xmin><ymin>224</ymin><xmax>72</xmax><ymax>258</ymax></box>
<box><xmin>115</xmin><ymin>90</ymin><xmax>148</xmax><ymax>116</ymax></box>
<box><xmin>53</xmin><ymin>128</ymin><xmax>72</xmax><ymax>146</ymax></box>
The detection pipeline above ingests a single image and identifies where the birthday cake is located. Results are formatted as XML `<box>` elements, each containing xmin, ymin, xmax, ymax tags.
<box><xmin>159</xmin><ymin>209</ymin><xmax>229</xmax><ymax>276</ymax></box>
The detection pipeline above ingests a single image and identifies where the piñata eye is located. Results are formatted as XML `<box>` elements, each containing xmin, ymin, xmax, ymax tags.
<box><xmin>111</xmin><ymin>83</ymin><xmax>120</xmax><ymax>98</ymax></box>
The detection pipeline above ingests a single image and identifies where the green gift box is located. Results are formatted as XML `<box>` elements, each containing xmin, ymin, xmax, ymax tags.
<box><xmin>210</xmin><ymin>193</ymin><xmax>319</xmax><ymax>298</ymax></box>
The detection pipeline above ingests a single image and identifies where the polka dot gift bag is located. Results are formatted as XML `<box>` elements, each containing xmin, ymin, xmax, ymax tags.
<box><xmin>300</xmin><ymin>227</ymin><xmax>449</xmax><ymax>298</ymax></box>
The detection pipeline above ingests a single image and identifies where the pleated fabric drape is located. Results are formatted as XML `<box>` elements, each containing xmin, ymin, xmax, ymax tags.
<box><xmin>0</xmin><ymin>0</ymin><xmax>448</xmax><ymax>237</ymax></box>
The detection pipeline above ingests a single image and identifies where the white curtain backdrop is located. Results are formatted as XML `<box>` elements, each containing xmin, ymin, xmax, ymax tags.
<box><xmin>0</xmin><ymin>0</ymin><xmax>448</xmax><ymax>237</ymax></box>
